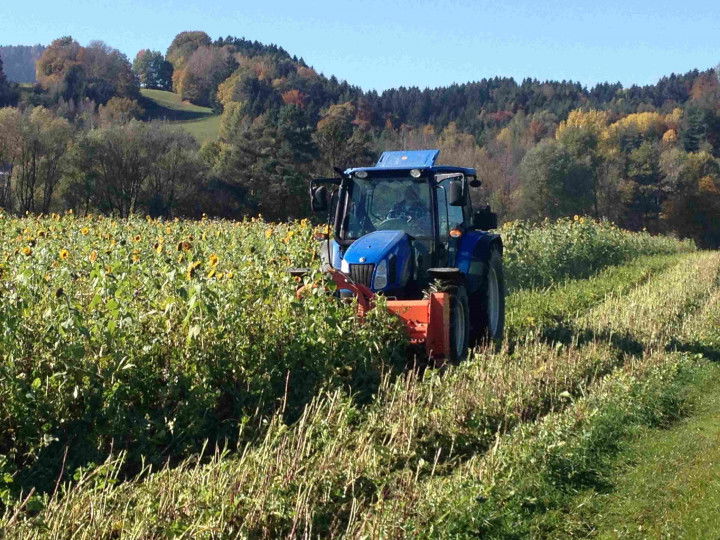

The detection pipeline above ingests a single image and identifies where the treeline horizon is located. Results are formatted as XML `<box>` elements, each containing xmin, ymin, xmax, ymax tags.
<box><xmin>0</xmin><ymin>32</ymin><xmax>719</xmax><ymax>247</ymax></box>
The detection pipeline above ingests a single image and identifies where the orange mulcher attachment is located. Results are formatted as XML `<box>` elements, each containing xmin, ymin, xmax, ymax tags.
<box><xmin>325</xmin><ymin>269</ymin><xmax>451</xmax><ymax>361</ymax></box>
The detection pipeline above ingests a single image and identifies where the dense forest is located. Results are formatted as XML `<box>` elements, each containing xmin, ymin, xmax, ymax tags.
<box><xmin>0</xmin><ymin>44</ymin><xmax>45</xmax><ymax>82</ymax></box>
<box><xmin>0</xmin><ymin>32</ymin><xmax>719</xmax><ymax>246</ymax></box>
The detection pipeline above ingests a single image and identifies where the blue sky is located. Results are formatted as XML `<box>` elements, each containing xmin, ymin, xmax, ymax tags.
<box><xmin>1</xmin><ymin>0</ymin><xmax>719</xmax><ymax>92</ymax></box>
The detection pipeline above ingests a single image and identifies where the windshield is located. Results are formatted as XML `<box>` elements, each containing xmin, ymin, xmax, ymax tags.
<box><xmin>340</xmin><ymin>177</ymin><xmax>432</xmax><ymax>240</ymax></box>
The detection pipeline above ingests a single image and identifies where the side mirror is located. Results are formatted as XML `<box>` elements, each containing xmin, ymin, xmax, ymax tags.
<box><xmin>473</xmin><ymin>206</ymin><xmax>497</xmax><ymax>230</ymax></box>
<box><xmin>447</xmin><ymin>179</ymin><xmax>466</xmax><ymax>206</ymax></box>
<box><xmin>310</xmin><ymin>185</ymin><xmax>329</xmax><ymax>213</ymax></box>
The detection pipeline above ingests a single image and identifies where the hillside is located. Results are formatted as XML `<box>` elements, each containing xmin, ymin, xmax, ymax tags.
<box><xmin>140</xmin><ymin>88</ymin><xmax>220</xmax><ymax>142</ymax></box>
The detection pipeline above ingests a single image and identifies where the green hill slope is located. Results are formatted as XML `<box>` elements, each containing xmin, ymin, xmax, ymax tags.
<box><xmin>140</xmin><ymin>88</ymin><xmax>220</xmax><ymax>143</ymax></box>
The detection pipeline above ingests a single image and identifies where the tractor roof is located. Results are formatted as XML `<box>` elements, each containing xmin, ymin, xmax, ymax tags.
<box><xmin>344</xmin><ymin>149</ymin><xmax>476</xmax><ymax>177</ymax></box>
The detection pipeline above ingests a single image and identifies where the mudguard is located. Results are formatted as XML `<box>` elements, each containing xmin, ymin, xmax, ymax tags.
<box><xmin>455</xmin><ymin>230</ymin><xmax>503</xmax><ymax>295</ymax></box>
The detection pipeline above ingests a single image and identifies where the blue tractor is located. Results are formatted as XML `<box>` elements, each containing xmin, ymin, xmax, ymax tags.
<box><xmin>309</xmin><ymin>149</ymin><xmax>505</xmax><ymax>362</ymax></box>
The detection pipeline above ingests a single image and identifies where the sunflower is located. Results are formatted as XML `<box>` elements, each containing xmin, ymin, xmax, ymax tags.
<box><xmin>177</xmin><ymin>241</ymin><xmax>192</xmax><ymax>252</ymax></box>
<box><xmin>59</xmin><ymin>249</ymin><xmax>69</xmax><ymax>260</ymax></box>
<box><xmin>88</xmin><ymin>251</ymin><xmax>98</xmax><ymax>263</ymax></box>
<box><xmin>132</xmin><ymin>234</ymin><xmax>142</xmax><ymax>243</ymax></box>
<box><xmin>80</xmin><ymin>227</ymin><xmax>90</xmax><ymax>235</ymax></box>
<box><xmin>186</xmin><ymin>260</ymin><xmax>202</xmax><ymax>279</ymax></box>
<box><xmin>208</xmin><ymin>253</ymin><xmax>219</xmax><ymax>267</ymax></box>
<box><xmin>21</xmin><ymin>246</ymin><xmax>32</xmax><ymax>256</ymax></box>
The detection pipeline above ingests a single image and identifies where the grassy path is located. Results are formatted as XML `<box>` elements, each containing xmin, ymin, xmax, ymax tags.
<box><xmin>590</xmin><ymin>364</ymin><xmax>720</xmax><ymax>539</ymax></box>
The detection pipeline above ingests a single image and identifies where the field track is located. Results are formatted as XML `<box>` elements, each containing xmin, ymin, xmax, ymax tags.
<box><xmin>5</xmin><ymin>249</ymin><xmax>718</xmax><ymax>538</ymax></box>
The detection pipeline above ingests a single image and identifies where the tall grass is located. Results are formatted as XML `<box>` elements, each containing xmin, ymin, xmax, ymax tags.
<box><xmin>502</xmin><ymin>217</ymin><xmax>695</xmax><ymax>290</ymax></box>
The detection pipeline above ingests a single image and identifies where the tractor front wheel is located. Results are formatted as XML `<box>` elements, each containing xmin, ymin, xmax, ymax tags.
<box><xmin>473</xmin><ymin>248</ymin><xmax>505</xmax><ymax>343</ymax></box>
<box><xmin>446</xmin><ymin>283</ymin><xmax>470</xmax><ymax>363</ymax></box>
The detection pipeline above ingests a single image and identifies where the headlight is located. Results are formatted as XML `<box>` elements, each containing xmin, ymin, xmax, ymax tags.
<box><xmin>340</xmin><ymin>259</ymin><xmax>350</xmax><ymax>273</ymax></box>
<box><xmin>374</xmin><ymin>259</ymin><xmax>388</xmax><ymax>289</ymax></box>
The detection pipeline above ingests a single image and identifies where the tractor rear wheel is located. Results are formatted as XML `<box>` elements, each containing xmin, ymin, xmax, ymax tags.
<box><xmin>472</xmin><ymin>248</ymin><xmax>505</xmax><ymax>343</ymax></box>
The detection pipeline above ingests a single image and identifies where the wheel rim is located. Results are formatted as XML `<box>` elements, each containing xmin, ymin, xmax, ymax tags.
<box><xmin>487</xmin><ymin>267</ymin><xmax>500</xmax><ymax>336</ymax></box>
<box><xmin>453</xmin><ymin>298</ymin><xmax>467</xmax><ymax>359</ymax></box>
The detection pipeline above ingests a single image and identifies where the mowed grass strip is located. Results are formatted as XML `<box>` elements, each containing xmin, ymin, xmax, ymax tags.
<box><xmin>6</xmin><ymin>251</ymin><xmax>718</xmax><ymax>538</ymax></box>
<box><xmin>505</xmin><ymin>253</ymin><xmax>682</xmax><ymax>339</ymax></box>
<box><xmin>590</xmin><ymin>363</ymin><xmax>720</xmax><ymax>539</ymax></box>
<box><xmin>579</xmin><ymin>250</ymin><xmax>720</xmax><ymax>347</ymax></box>
<box><xmin>542</xmin><ymin>287</ymin><xmax>720</xmax><ymax>538</ymax></box>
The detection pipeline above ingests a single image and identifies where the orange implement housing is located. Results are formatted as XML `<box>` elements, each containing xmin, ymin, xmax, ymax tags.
<box><xmin>326</xmin><ymin>269</ymin><xmax>451</xmax><ymax>360</ymax></box>
<box><xmin>387</xmin><ymin>294</ymin><xmax>450</xmax><ymax>359</ymax></box>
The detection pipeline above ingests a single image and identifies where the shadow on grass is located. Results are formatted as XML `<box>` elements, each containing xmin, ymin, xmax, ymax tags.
<box><xmin>669</xmin><ymin>339</ymin><xmax>720</xmax><ymax>363</ymax></box>
<box><xmin>139</xmin><ymin>95</ymin><xmax>213</xmax><ymax>122</ymax></box>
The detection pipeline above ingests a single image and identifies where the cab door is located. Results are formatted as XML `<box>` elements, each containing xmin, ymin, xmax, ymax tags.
<box><xmin>434</xmin><ymin>174</ymin><xmax>467</xmax><ymax>266</ymax></box>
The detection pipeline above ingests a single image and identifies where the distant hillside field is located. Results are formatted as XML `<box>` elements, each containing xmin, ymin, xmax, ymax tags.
<box><xmin>140</xmin><ymin>88</ymin><xmax>220</xmax><ymax>142</ymax></box>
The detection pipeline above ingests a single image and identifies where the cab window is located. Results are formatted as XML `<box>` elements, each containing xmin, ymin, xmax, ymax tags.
<box><xmin>435</xmin><ymin>176</ymin><xmax>465</xmax><ymax>236</ymax></box>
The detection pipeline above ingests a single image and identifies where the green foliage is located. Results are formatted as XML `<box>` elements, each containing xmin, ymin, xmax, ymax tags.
<box><xmin>501</xmin><ymin>216</ymin><xmax>694</xmax><ymax>290</ymax></box>
<box><xmin>681</xmin><ymin>104</ymin><xmax>707</xmax><ymax>152</ymax></box>
<box><xmin>313</xmin><ymin>102</ymin><xmax>374</xmax><ymax>173</ymax></box>
<box><xmin>66</xmin><ymin>120</ymin><xmax>203</xmax><ymax>217</ymax></box>
<box><xmin>132</xmin><ymin>50</ymin><xmax>172</xmax><ymax>91</ymax></box>
<box><xmin>0</xmin><ymin>106</ymin><xmax>73</xmax><ymax>213</ymax></box>
<box><xmin>519</xmin><ymin>139</ymin><xmax>594</xmax><ymax>219</ymax></box>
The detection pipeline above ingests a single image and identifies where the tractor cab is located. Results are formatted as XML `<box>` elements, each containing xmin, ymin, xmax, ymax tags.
<box><xmin>309</xmin><ymin>149</ymin><xmax>505</xmax><ymax>361</ymax></box>
<box><xmin>311</xmin><ymin>150</ymin><xmax>497</xmax><ymax>298</ymax></box>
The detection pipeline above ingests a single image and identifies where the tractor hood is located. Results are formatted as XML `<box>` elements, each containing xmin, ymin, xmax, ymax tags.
<box><xmin>343</xmin><ymin>230</ymin><xmax>407</xmax><ymax>265</ymax></box>
<box><xmin>341</xmin><ymin>230</ymin><xmax>413</xmax><ymax>292</ymax></box>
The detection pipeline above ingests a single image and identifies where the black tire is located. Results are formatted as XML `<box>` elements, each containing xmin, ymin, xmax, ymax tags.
<box><xmin>445</xmin><ymin>283</ymin><xmax>470</xmax><ymax>363</ymax></box>
<box><xmin>471</xmin><ymin>248</ymin><xmax>505</xmax><ymax>343</ymax></box>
